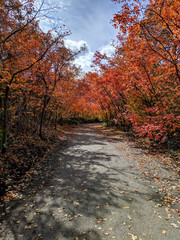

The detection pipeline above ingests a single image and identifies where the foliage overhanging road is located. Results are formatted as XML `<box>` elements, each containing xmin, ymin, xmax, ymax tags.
<box><xmin>0</xmin><ymin>124</ymin><xmax>179</xmax><ymax>240</ymax></box>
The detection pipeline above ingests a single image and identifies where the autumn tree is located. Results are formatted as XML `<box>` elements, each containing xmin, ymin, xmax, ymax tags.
<box><xmin>84</xmin><ymin>0</ymin><xmax>179</xmax><ymax>142</ymax></box>
<box><xmin>0</xmin><ymin>0</ymin><xmax>70</xmax><ymax>153</ymax></box>
<box><xmin>111</xmin><ymin>0</ymin><xmax>180</xmax><ymax>141</ymax></box>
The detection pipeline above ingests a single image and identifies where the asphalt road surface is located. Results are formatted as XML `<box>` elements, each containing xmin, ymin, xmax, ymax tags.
<box><xmin>0</xmin><ymin>124</ymin><xmax>179</xmax><ymax>240</ymax></box>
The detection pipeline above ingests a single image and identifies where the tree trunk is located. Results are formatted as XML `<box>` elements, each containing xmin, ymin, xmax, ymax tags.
<box><xmin>39</xmin><ymin>95</ymin><xmax>50</xmax><ymax>139</ymax></box>
<box><xmin>55</xmin><ymin>110</ymin><xmax>58</xmax><ymax>130</ymax></box>
<box><xmin>2</xmin><ymin>86</ymin><xmax>9</xmax><ymax>154</ymax></box>
<box><xmin>39</xmin><ymin>102</ymin><xmax>46</xmax><ymax>139</ymax></box>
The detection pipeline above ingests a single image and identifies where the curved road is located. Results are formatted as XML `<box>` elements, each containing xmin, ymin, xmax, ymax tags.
<box><xmin>0</xmin><ymin>124</ymin><xmax>179</xmax><ymax>240</ymax></box>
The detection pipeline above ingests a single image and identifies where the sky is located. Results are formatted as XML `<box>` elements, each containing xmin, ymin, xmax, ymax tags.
<box><xmin>39</xmin><ymin>0</ymin><xmax>120</xmax><ymax>72</ymax></box>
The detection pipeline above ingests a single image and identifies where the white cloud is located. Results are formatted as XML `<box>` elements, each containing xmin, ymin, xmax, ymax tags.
<box><xmin>74</xmin><ymin>51</ymin><xmax>94</xmax><ymax>72</ymax></box>
<box><xmin>65</xmin><ymin>39</ymin><xmax>89</xmax><ymax>52</ymax></box>
<box><xmin>99</xmin><ymin>43</ymin><xmax>115</xmax><ymax>57</ymax></box>
<box><xmin>64</xmin><ymin>39</ymin><xmax>93</xmax><ymax>72</ymax></box>
<box><xmin>64</xmin><ymin>40</ymin><xmax>116</xmax><ymax>72</ymax></box>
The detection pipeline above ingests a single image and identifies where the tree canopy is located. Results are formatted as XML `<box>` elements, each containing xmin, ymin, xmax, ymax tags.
<box><xmin>0</xmin><ymin>0</ymin><xmax>179</xmax><ymax>155</ymax></box>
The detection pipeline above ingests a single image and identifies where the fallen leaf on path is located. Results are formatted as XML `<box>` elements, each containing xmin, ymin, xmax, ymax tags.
<box><xmin>123</xmin><ymin>206</ymin><xmax>129</xmax><ymax>209</ymax></box>
<box><xmin>129</xmin><ymin>225</ymin><xmax>132</xmax><ymax>229</ymax></box>
<box><xmin>74</xmin><ymin>201</ymin><xmax>80</xmax><ymax>206</ymax></box>
<box><xmin>27</xmin><ymin>220</ymin><xmax>34</xmax><ymax>224</ymax></box>
<box><xmin>171</xmin><ymin>223</ymin><xmax>179</xmax><ymax>228</ymax></box>
<box><xmin>128</xmin><ymin>233</ymin><xmax>137</xmax><ymax>240</ymax></box>
<box><xmin>25</xmin><ymin>225</ymin><xmax>31</xmax><ymax>229</ymax></box>
<box><xmin>96</xmin><ymin>206</ymin><xmax>101</xmax><ymax>209</ymax></box>
<box><xmin>162</xmin><ymin>230</ymin><xmax>166</xmax><ymax>235</ymax></box>
<box><xmin>104</xmin><ymin>233</ymin><xmax>110</xmax><ymax>236</ymax></box>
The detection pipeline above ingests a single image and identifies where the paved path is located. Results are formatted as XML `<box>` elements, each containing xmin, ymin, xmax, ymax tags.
<box><xmin>0</xmin><ymin>125</ymin><xmax>179</xmax><ymax>240</ymax></box>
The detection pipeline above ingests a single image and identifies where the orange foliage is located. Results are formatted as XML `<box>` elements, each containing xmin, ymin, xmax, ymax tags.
<box><xmin>83</xmin><ymin>0</ymin><xmax>180</xmax><ymax>142</ymax></box>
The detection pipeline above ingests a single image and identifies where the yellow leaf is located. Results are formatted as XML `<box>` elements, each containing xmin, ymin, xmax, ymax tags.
<box><xmin>171</xmin><ymin>223</ymin><xmax>179</xmax><ymax>228</ymax></box>
<box><xmin>162</xmin><ymin>230</ymin><xmax>166</xmax><ymax>235</ymax></box>
<box><xmin>104</xmin><ymin>233</ymin><xmax>110</xmax><ymax>236</ymax></box>
<box><xmin>128</xmin><ymin>233</ymin><xmax>137</xmax><ymax>240</ymax></box>
<box><xmin>25</xmin><ymin>225</ymin><xmax>31</xmax><ymax>229</ymax></box>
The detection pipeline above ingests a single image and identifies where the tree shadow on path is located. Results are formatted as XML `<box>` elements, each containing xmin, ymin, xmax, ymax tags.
<box><xmin>0</xmin><ymin>125</ymin><xmax>164</xmax><ymax>240</ymax></box>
